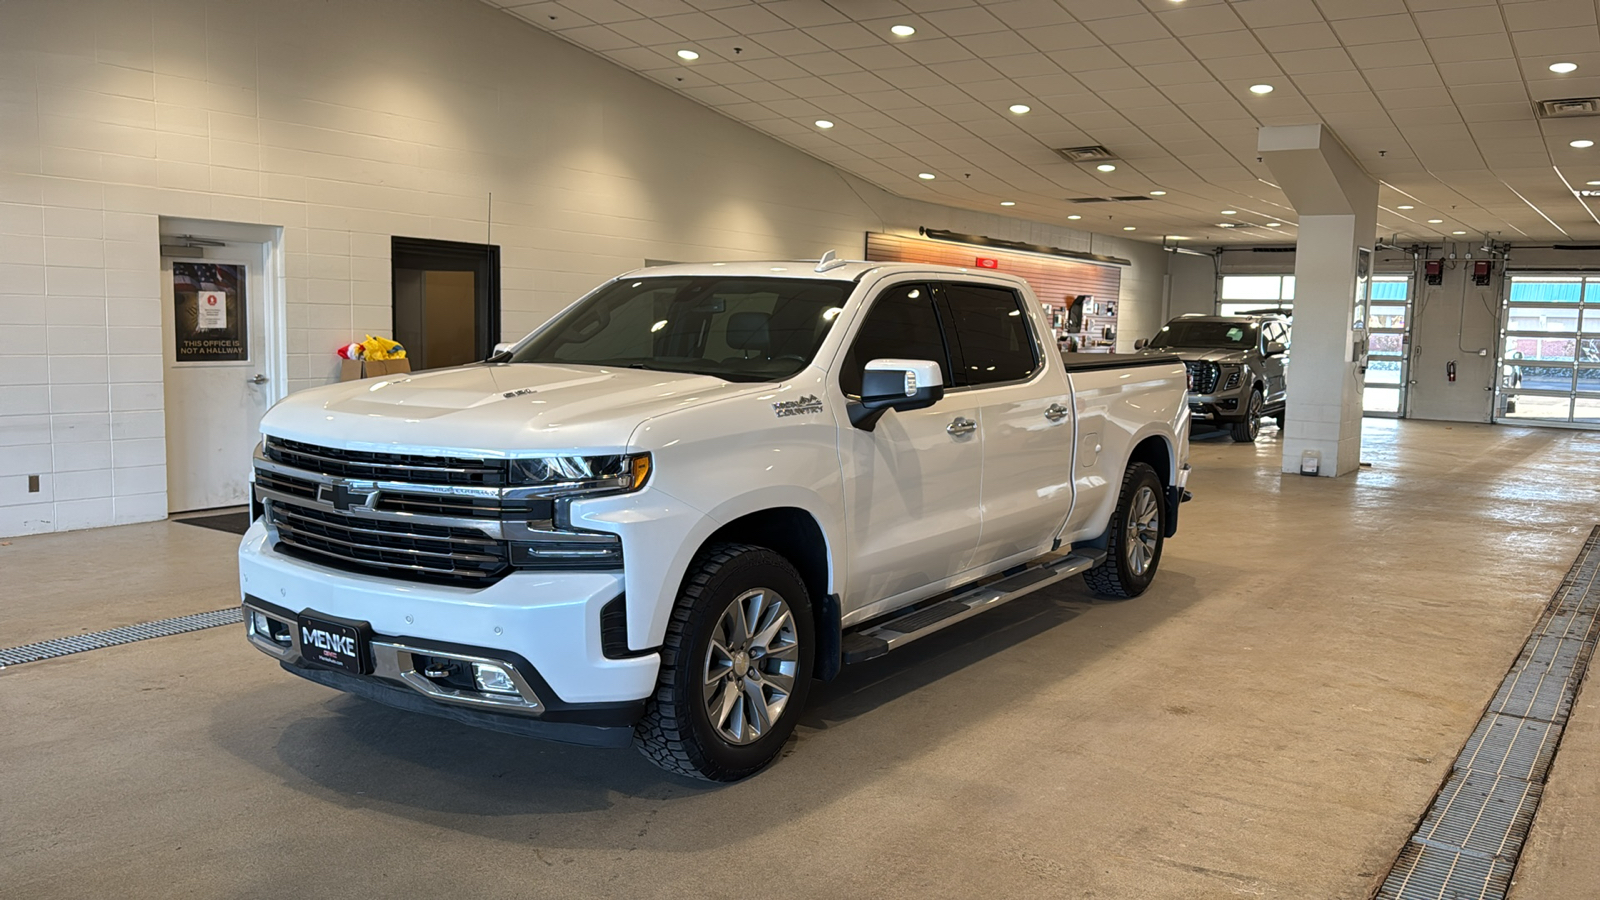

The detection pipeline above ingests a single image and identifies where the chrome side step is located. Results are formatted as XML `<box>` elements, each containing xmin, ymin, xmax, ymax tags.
<box><xmin>840</xmin><ymin>550</ymin><xmax>1106</xmax><ymax>664</ymax></box>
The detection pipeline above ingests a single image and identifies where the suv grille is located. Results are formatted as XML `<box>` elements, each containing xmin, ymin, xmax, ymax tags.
<box><xmin>1185</xmin><ymin>360</ymin><xmax>1219</xmax><ymax>394</ymax></box>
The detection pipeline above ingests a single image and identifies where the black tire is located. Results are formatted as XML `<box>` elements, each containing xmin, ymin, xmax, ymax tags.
<box><xmin>1082</xmin><ymin>462</ymin><xmax>1166</xmax><ymax>600</ymax></box>
<box><xmin>635</xmin><ymin>543</ymin><xmax>814</xmax><ymax>782</ymax></box>
<box><xmin>1230</xmin><ymin>389</ymin><xmax>1264</xmax><ymax>442</ymax></box>
<box><xmin>1274</xmin><ymin>408</ymin><xmax>1286</xmax><ymax>428</ymax></box>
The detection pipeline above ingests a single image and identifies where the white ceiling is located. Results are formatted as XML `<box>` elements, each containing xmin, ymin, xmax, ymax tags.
<box><xmin>485</xmin><ymin>0</ymin><xmax>1600</xmax><ymax>245</ymax></box>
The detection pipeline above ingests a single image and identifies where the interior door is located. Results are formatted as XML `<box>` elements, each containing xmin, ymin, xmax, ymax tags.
<box><xmin>838</xmin><ymin>281</ymin><xmax>982</xmax><ymax>611</ymax></box>
<box><xmin>161</xmin><ymin>250</ymin><xmax>270</xmax><ymax>512</ymax></box>
<box><xmin>937</xmin><ymin>282</ymin><xmax>1073</xmax><ymax>566</ymax></box>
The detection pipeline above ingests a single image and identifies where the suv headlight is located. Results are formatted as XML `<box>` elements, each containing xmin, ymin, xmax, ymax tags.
<box><xmin>1218</xmin><ymin>364</ymin><xmax>1242</xmax><ymax>390</ymax></box>
<box><xmin>507</xmin><ymin>453</ymin><xmax>651</xmax><ymax>497</ymax></box>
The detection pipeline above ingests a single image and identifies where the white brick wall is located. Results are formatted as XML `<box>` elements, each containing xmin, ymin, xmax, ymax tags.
<box><xmin>0</xmin><ymin>0</ymin><xmax>1166</xmax><ymax>537</ymax></box>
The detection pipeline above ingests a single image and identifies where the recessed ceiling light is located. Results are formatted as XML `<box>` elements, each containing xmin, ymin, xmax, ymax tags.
<box><xmin>1067</xmin><ymin>215</ymin><xmax>1082</xmax><ymax>220</ymax></box>
<box><xmin>890</xmin><ymin>24</ymin><xmax>916</xmax><ymax>37</ymax></box>
<box><xmin>1589</xmin><ymin>181</ymin><xmax>1600</xmax><ymax>186</ymax></box>
<box><xmin>1123</xmin><ymin>226</ymin><xmax>1136</xmax><ymax>231</ymax></box>
<box><xmin>917</xmin><ymin>172</ymin><xmax>935</xmax><ymax>180</ymax></box>
<box><xmin>1427</xmin><ymin>219</ymin><xmax>1444</xmax><ymax>224</ymax></box>
<box><xmin>1000</xmin><ymin>201</ymin><xmax>1015</xmax><ymax>206</ymax></box>
<box><xmin>1008</xmin><ymin>104</ymin><xmax>1031</xmax><ymax>114</ymax></box>
<box><xmin>1452</xmin><ymin>230</ymin><xmax>1467</xmax><ymax>235</ymax></box>
<box><xmin>814</xmin><ymin>119</ymin><xmax>834</xmax><ymax>129</ymax></box>
<box><xmin>676</xmin><ymin>49</ymin><xmax>699</xmax><ymax>60</ymax></box>
<box><xmin>1096</xmin><ymin>164</ymin><xmax>1116</xmax><ymax>172</ymax></box>
<box><xmin>1221</xmin><ymin>209</ymin><xmax>1237</xmax><ymax>215</ymax></box>
<box><xmin>1551</xmin><ymin>62</ymin><xmax>1579</xmax><ymax>74</ymax></box>
<box><xmin>1150</xmin><ymin>190</ymin><xmax>1167</xmax><ymax>196</ymax></box>
<box><xmin>1249</xmin><ymin>84</ymin><xmax>1274</xmax><ymax>95</ymax></box>
<box><xmin>1168</xmin><ymin>236</ymin><xmax>1189</xmax><ymax>240</ymax></box>
<box><xmin>1573</xmin><ymin>140</ymin><xmax>1595</xmax><ymax>148</ymax></box>
<box><xmin>1397</xmin><ymin>205</ymin><xmax>1414</xmax><ymax>210</ymax></box>
<box><xmin>1218</xmin><ymin>223</ymin><xmax>1236</xmax><ymax>227</ymax></box>
<box><xmin>1266</xmin><ymin>222</ymin><xmax>1282</xmax><ymax>227</ymax></box>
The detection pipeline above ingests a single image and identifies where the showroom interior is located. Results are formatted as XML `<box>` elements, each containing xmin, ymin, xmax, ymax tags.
<box><xmin>5</xmin><ymin>0</ymin><xmax>1600</xmax><ymax>896</ymax></box>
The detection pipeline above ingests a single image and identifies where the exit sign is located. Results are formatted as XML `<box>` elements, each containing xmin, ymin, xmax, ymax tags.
<box><xmin>975</xmin><ymin>257</ymin><xmax>999</xmax><ymax>268</ymax></box>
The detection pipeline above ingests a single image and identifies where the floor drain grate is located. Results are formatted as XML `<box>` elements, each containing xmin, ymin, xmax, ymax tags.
<box><xmin>0</xmin><ymin>607</ymin><xmax>243</xmax><ymax>668</ymax></box>
<box><xmin>1376</xmin><ymin>525</ymin><xmax>1600</xmax><ymax>900</ymax></box>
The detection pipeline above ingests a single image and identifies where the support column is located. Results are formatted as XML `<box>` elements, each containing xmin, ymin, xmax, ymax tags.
<box><xmin>1258</xmin><ymin>124</ymin><xmax>1378</xmax><ymax>478</ymax></box>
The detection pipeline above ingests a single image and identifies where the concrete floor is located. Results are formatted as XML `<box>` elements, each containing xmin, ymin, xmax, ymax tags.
<box><xmin>3</xmin><ymin>420</ymin><xmax>1599</xmax><ymax>899</ymax></box>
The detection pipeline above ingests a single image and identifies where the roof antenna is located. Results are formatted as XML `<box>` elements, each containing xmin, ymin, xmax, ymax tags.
<box><xmin>815</xmin><ymin>249</ymin><xmax>847</xmax><ymax>272</ymax></box>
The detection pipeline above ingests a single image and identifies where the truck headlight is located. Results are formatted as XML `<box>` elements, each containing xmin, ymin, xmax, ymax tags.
<box><xmin>507</xmin><ymin>453</ymin><xmax>651</xmax><ymax>496</ymax></box>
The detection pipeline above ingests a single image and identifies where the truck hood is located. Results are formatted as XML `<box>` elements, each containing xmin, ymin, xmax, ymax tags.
<box><xmin>1142</xmin><ymin>347</ymin><xmax>1249</xmax><ymax>364</ymax></box>
<box><xmin>260</xmin><ymin>363</ymin><xmax>764</xmax><ymax>456</ymax></box>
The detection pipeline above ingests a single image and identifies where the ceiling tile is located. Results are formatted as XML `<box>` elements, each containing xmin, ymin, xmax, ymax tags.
<box><xmin>1155</xmin><ymin>5</ymin><xmax>1247</xmax><ymax>37</ymax></box>
<box><xmin>1413</xmin><ymin>6</ymin><xmax>1512</xmax><ymax>39</ymax></box>
<box><xmin>1511</xmin><ymin>28</ymin><xmax>1600</xmax><ymax>59</ymax></box>
<box><xmin>954</xmin><ymin>30</ymin><xmax>1037</xmax><ymax>57</ymax></box>
<box><xmin>1329</xmin><ymin>14</ymin><xmax>1422</xmax><ymax>45</ymax></box>
<box><xmin>763</xmin><ymin>0</ymin><xmax>852</xmax><ymax>28</ymax></box>
<box><xmin>1503</xmin><ymin>0</ymin><xmax>1597</xmax><ymax>32</ymax></box>
<box><xmin>920</xmin><ymin>6</ymin><xmax>1011</xmax><ymax>35</ymax></box>
<box><xmin>1113</xmin><ymin>38</ymin><xmax>1196</xmax><ymax>66</ymax></box>
<box><xmin>985</xmin><ymin>0</ymin><xmax>1076</xmax><ymax>29</ymax></box>
<box><xmin>1253</xmin><ymin>22</ymin><xmax>1341</xmax><ymax>53</ymax></box>
<box><xmin>1181</xmin><ymin>31</ymin><xmax>1267</xmax><ymax>60</ymax></box>
<box><xmin>1425</xmin><ymin>33</ymin><xmax>1516</xmax><ymax>64</ymax></box>
<box><xmin>655</xmin><ymin>11</ymin><xmax>738</xmax><ymax>38</ymax></box>
<box><xmin>1232</xmin><ymin>0</ymin><xmax>1324</xmax><ymax>28</ymax></box>
<box><xmin>988</xmin><ymin>52</ymin><xmax>1068</xmax><ymax>79</ymax></box>
<box><xmin>1273</xmin><ymin>48</ymin><xmax>1357</xmax><ymax>75</ymax></box>
<box><xmin>1019</xmin><ymin>23</ymin><xmax>1105</xmax><ymax>52</ymax></box>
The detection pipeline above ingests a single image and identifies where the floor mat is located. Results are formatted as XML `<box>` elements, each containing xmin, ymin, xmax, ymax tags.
<box><xmin>174</xmin><ymin>512</ymin><xmax>252</xmax><ymax>535</ymax></box>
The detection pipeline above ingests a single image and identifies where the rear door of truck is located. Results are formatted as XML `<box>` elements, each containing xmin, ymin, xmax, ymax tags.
<box><xmin>934</xmin><ymin>281</ymin><xmax>1075</xmax><ymax>567</ymax></box>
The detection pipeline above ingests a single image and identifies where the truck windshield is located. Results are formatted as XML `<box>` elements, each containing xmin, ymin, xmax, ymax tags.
<box><xmin>1148</xmin><ymin>320</ymin><xmax>1257</xmax><ymax>349</ymax></box>
<box><xmin>507</xmin><ymin>276</ymin><xmax>852</xmax><ymax>383</ymax></box>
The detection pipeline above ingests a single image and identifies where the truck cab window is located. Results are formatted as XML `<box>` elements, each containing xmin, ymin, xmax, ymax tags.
<box><xmin>839</xmin><ymin>283</ymin><xmax>950</xmax><ymax>397</ymax></box>
<box><xmin>939</xmin><ymin>284</ymin><xmax>1039</xmax><ymax>387</ymax></box>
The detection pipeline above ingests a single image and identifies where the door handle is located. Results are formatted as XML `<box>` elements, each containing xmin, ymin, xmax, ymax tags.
<box><xmin>1045</xmin><ymin>403</ymin><xmax>1069</xmax><ymax>422</ymax></box>
<box><xmin>946</xmin><ymin>417</ymin><xmax>976</xmax><ymax>437</ymax></box>
<box><xmin>248</xmin><ymin>374</ymin><xmax>268</xmax><ymax>384</ymax></box>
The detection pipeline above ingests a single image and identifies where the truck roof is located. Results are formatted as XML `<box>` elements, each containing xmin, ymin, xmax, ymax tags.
<box><xmin>620</xmin><ymin>258</ymin><xmax>1032</xmax><ymax>287</ymax></box>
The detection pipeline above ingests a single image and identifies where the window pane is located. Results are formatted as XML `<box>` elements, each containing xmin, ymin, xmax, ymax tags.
<box><xmin>1370</xmin><ymin>279</ymin><xmax>1408</xmax><ymax>301</ymax></box>
<box><xmin>1575</xmin><ymin>396</ymin><xmax>1600</xmax><ymax>423</ymax></box>
<box><xmin>1505</xmin><ymin>335</ymin><xmax>1575</xmax><ymax>363</ymax></box>
<box><xmin>1364</xmin><ymin>386</ymin><xmax>1401</xmax><ymax>414</ymax></box>
<box><xmin>1282</xmin><ymin>277</ymin><xmax>1295</xmax><ymax>300</ymax></box>
<box><xmin>1507</xmin><ymin>307</ymin><xmax>1580</xmax><ymax>333</ymax></box>
<box><xmin>1369</xmin><ymin>305</ymin><xmax>1407</xmax><ymax>329</ymax></box>
<box><xmin>941</xmin><ymin>284</ymin><xmax>1039</xmax><ymax>387</ymax></box>
<box><xmin>1220</xmin><ymin>275</ymin><xmax>1282</xmax><ymax>301</ymax></box>
<box><xmin>1369</xmin><ymin>333</ymin><xmax>1404</xmax><ymax>356</ymax></box>
<box><xmin>839</xmin><ymin>283</ymin><xmax>947</xmax><ymax>396</ymax></box>
<box><xmin>1509</xmin><ymin>278</ymin><xmax>1582</xmax><ymax>304</ymax></box>
<box><xmin>1366</xmin><ymin>359</ymin><xmax>1402</xmax><ymax>384</ymax></box>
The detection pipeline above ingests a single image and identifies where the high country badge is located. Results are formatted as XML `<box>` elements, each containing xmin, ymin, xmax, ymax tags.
<box><xmin>773</xmin><ymin>395</ymin><xmax>824</xmax><ymax>418</ymax></box>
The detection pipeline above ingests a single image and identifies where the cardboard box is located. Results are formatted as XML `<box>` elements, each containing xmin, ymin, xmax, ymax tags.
<box><xmin>339</xmin><ymin>358</ymin><xmax>413</xmax><ymax>381</ymax></box>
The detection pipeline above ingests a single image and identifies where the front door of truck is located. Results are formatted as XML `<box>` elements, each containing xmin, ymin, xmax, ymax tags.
<box><xmin>937</xmin><ymin>282</ymin><xmax>1074</xmax><ymax>565</ymax></box>
<box><xmin>838</xmin><ymin>281</ymin><xmax>983</xmax><ymax>609</ymax></box>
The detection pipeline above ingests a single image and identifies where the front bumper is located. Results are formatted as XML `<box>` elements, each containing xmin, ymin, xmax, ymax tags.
<box><xmin>1187</xmin><ymin>389</ymin><xmax>1245</xmax><ymax>422</ymax></box>
<box><xmin>239</xmin><ymin>519</ymin><xmax>659</xmax><ymax>727</ymax></box>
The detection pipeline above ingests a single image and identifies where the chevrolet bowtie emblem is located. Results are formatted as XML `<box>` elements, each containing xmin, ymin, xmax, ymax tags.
<box><xmin>318</xmin><ymin>481</ymin><xmax>379</xmax><ymax>511</ymax></box>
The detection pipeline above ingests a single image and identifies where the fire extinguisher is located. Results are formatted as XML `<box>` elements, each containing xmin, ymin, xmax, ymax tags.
<box><xmin>1447</xmin><ymin>360</ymin><xmax>1457</xmax><ymax>382</ymax></box>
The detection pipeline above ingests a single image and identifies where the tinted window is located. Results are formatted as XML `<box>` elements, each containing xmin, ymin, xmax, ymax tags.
<box><xmin>1148</xmin><ymin>320</ymin><xmax>1259</xmax><ymax>350</ymax></box>
<box><xmin>839</xmin><ymin>283</ymin><xmax>949</xmax><ymax>396</ymax></box>
<box><xmin>510</xmin><ymin>277</ymin><xmax>849</xmax><ymax>383</ymax></box>
<box><xmin>940</xmin><ymin>284</ymin><xmax>1039</xmax><ymax>387</ymax></box>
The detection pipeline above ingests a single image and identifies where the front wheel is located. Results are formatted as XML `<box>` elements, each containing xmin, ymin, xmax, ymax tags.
<box><xmin>1082</xmin><ymin>462</ymin><xmax>1165</xmax><ymax>599</ymax></box>
<box><xmin>1230</xmin><ymin>389</ymin><xmax>1264</xmax><ymax>442</ymax></box>
<box><xmin>635</xmin><ymin>543</ymin><xmax>814</xmax><ymax>782</ymax></box>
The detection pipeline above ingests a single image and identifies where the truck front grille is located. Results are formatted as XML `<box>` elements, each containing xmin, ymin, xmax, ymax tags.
<box><xmin>1185</xmin><ymin>361</ymin><xmax>1219</xmax><ymax>394</ymax></box>
<box><xmin>264</xmin><ymin>436</ymin><xmax>508</xmax><ymax>487</ymax></box>
<box><xmin>270</xmin><ymin>503</ymin><xmax>511</xmax><ymax>585</ymax></box>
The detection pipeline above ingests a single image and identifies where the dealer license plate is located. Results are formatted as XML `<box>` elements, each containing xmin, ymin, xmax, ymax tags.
<box><xmin>295</xmin><ymin>613</ymin><xmax>368</xmax><ymax>674</ymax></box>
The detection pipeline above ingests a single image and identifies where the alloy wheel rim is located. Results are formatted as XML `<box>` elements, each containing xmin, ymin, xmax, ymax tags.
<box><xmin>1125</xmin><ymin>486</ymin><xmax>1161</xmax><ymax>576</ymax></box>
<box><xmin>701</xmin><ymin>588</ymin><xmax>799</xmax><ymax>745</ymax></box>
<box><xmin>1248</xmin><ymin>393</ymin><xmax>1262</xmax><ymax>439</ymax></box>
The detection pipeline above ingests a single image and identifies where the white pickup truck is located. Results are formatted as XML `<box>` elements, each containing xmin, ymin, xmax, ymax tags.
<box><xmin>240</xmin><ymin>256</ymin><xmax>1191</xmax><ymax>781</ymax></box>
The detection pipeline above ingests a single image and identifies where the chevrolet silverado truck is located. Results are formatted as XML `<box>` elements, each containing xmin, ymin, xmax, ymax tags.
<box><xmin>1143</xmin><ymin>313</ymin><xmax>1289</xmax><ymax>443</ymax></box>
<box><xmin>240</xmin><ymin>256</ymin><xmax>1192</xmax><ymax>781</ymax></box>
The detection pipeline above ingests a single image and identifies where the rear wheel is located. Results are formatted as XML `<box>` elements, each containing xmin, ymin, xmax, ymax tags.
<box><xmin>1230</xmin><ymin>389</ymin><xmax>1264</xmax><ymax>442</ymax></box>
<box><xmin>635</xmin><ymin>543</ymin><xmax>814</xmax><ymax>782</ymax></box>
<box><xmin>1082</xmin><ymin>462</ymin><xmax>1165</xmax><ymax>599</ymax></box>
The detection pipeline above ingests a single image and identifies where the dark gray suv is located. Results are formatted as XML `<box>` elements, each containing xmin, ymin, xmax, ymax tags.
<box><xmin>1141</xmin><ymin>314</ymin><xmax>1289</xmax><ymax>443</ymax></box>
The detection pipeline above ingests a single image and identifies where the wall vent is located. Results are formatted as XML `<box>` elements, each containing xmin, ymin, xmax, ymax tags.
<box><xmin>1537</xmin><ymin>98</ymin><xmax>1600</xmax><ymax>118</ymax></box>
<box><xmin>1054</xmin><ymin>145</ymin><xmax>1117</xmax><ymax>163</ymax></box>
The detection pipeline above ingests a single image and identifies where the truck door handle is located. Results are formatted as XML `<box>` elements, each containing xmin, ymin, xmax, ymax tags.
<box><xmin>1045</xmin><ymin>403</ymin><xmax>1069</xmax><ymax>421</ymax></box>
<box><xmin>946</xmin><ymin>417</ymin><xmax>976</xmax><ymax>437</ymax></box>
<box><xmin>247</xmin><ymin>374</ymin><xmax>268</xmax><ymax>384</ymax></box>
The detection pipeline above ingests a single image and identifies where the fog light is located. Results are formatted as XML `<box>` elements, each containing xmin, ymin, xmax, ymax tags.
<box><xmin>250</xmin><ymin>610</ymin><xmax>291</xmax><ymax>646</ymax></box>
<box><xmin>472</xmin><ymin>663</ymin><xmax>519</xmax><ymax>695</ymax></box>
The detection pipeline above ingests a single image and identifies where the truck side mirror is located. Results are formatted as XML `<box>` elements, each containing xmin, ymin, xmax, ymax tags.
<box><xmin>489</xmin><ymin>341</ymin><xmax>515</xmax><ymax>361</ymax></box>
<box><xmin>848</xmin><ymin>358</ymin><xmax>944</xmax><ymax>431</ymax></box>
<box><xmin>1265</xmin><ymin>341</ymin><xmax>1287</xmax><ymax>357</ymax></box>
<box><xmin>1133</xmin><ymin>338</ymin><xmax>1148</xmax><ymax>350</ymax></box>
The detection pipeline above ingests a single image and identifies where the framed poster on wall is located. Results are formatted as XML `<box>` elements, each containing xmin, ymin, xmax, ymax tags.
<box><xmin>172</xmin><ymin>261</ymin><xmax>248</xmax><ymax>362</ymax></box>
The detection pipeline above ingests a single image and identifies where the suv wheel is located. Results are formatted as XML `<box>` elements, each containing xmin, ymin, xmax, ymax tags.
<box><xmin>635</xmin><ymin>543</ymin><xmax>814</xmax><ymax>781</ymax></box>
<box><xmin>1230</xmin><ymin>389</ymin><xmax>1263</xmax><ymax>443</ymax></box>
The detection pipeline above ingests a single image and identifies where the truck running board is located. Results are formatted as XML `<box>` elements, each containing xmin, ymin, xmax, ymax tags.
<box><xmin>839</xmin><ymin>550</ymin><xmax>1107</xmax><ymax>665</ymax></box>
